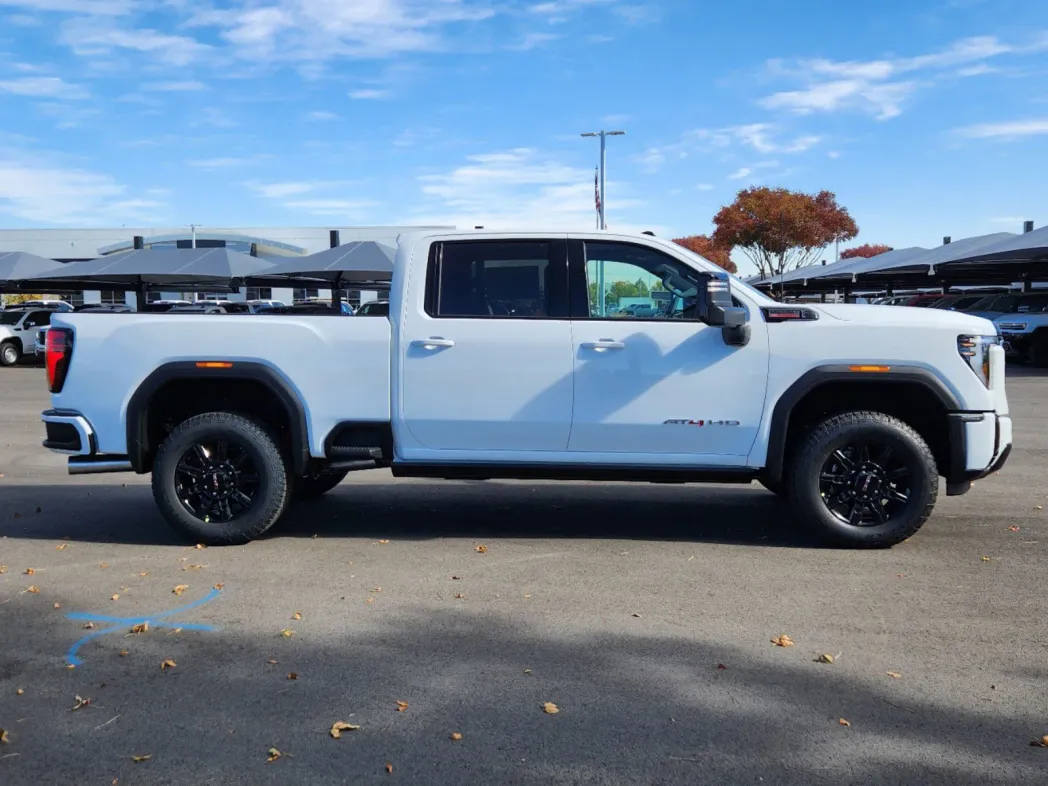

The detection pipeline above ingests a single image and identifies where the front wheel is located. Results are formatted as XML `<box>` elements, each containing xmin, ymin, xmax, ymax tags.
<box><xmin>0</xmin><ymin>341</ymin><xmax>19</xmax><ymax>367</ymax></box>
<box><xmin>788</xmin><ymin>411</ymin><xmax>938</xmax><ymax>548</ymax></box>
<box><xmin>152</xmin><ymin>412</ymin><xmax>289</xmax><ymax>545</ymax></box>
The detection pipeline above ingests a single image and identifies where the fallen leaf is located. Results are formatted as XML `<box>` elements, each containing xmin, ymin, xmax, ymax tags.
<box><xmin>55</xmin><ymin>544</ymin><xmax>67</xmax><ymax>551</ymax></box>
<box><xmin>631</xmin><ymin>613</ymin><xmax>642</xmax><ymax>618</ymax></box>
<box><xmin>16</xmin><ymin>689</ymin><xmax>24</xmax><ymax>696</ymax></box>
<box><xmin>1035</xmin><ymin>506</ymin><xmax>1044</xmax><ymax>511</ymax></box>
<box><xmin>523</xmin><ymin>668</ymin><xmax>532</xmax><ymax>675</ymax></box>
<box><xmin>213</xmin><ymin>583</ymin><xmax>224</xmax><ymax>590</ymax></box>
<box><xmin>1030</xmin><ymin>735</ymin><xmax>1048</xmax><ymax>748</ymax></box>
<box><xmin>172</xmin><ymin>584</ymin><xmax>189</xmax><ymax>595</ymax></box>
<box><xmin>71</xmin><ymin>695</ymin><xmax>91</xmax><ymax>711</ymax></box>
<box><xmin>111</xmin><ymin>594</ymin><xmax>120</xmax><ymax>601</ymax></box>
<box><xmin>543</xmin><ymin>702</ymin><xmax>559</xmax><ymax>714</ymax></box>
<box><xmin>450</xmin><ymin>732</ymin><xmax>462</xmax><ymax>741</ymax></box>
<box><xmin>131</xmin><ymin>755</ymin><xmax>151</xmax><ymax>763</ymax></box>
<box><xmin>385</xmin><ymin>763</ymin><xmax>393</xmax><ymax>774</ymax></box>
<box><xmin>329</xmin><ymin>721</ymin><xmax>360</xmax><ymax>738</ymax></box>
<box><xmin>378</xmin><ymin>539</ymin><xmax>390</xmax><ymax>544</ymax></box>
<box><xmin>184</xmin><ymin>564</ymin><xmax>207</xmax><ymax>571</ymax></box>
<box><xmin>771</xmin><ymin>634</ymin><xmax>794</xmax><ymax>648</ymax></box>
<box><xmin>886</xmin><ymin>671</ymin><xmax>902</xmax><ymax>679</ymax></box>
<box><xmin>65</xmin><ymin>664</ymin><xmax>75</xmax><ymax>670</ymax></box>
<box><xmin>292</xmin><ymin>611</ymin><xmax>302</xmax><ymax>620</ymax></box>
<box><xmin>396</xmin><ymin>700</ymin><xmax>409</xmax><ymax>712</ymax></box>
<box><xmin>815</xmin><ymin>653</ymin><xmax>836</xmax><ymax>664</ymax></box>
<box><xmin>838</xmin><ymin>718</ymin><xmax>851</xmax><ymax>727</ymax></box>
<box><xmin>119</xmin><ymin>650</ymin><xmax>129</xmax><ymax>657</ymax></box>
<box><xmin>981</xmin><ymin>556</ymin><xmax>991</xmax><ymax>562</ymax></box>
<box><xmin>523</xmin><ymin>593</ymin><xmax>532</xmax><ymax>599</ymax></box>
<box><xmin>160</xmin><ymin>659</ymin><xmax>176</xmax><ymax>671</ymax></box>
<box><xmin>287</xmin><ymin>673</ymin><xmax>298</xmax><ymax>681</ymax></box>
<box><xmin>717</xmin><ymin>664</ymin><xmax>728</xmax><ymax>670</ymax></box>
<box><xmin>266</xmin><ymin>747</ymin><xmax>282</xmax><ymax>763</ymax></box>
<box><xmin>26</xmin><ymin>585</ymin><xmax>39</xmax><ymax>594</ymax></box>
<box><xmin>451</xmin><ymin>576</ymin><xmax>461</xmax><ymax>580</ymax></box>
<box><xmin>281</xmin><ymin>629</ymin><xmax>294</xmax><ymax>638</ymax></box>
<box><xmin>53</xmin><ymin>602</ymin><xmax>61</xmax><ymax>609</ymax></box>
<box><xmin>454</xmin><ymin>593</ymin><xmax>465</xmax><ymax>599</ymax></box>
<box><xmin>99</xmin><ymin>563</ymin><xmax>108</xmax><ymax>569</ymax></box>
<box><xmin>0</xmin><ymin>729</ymin><xmax>9</xmax><ymax>744</ymax></box>
<box><xmin>83</xmin><ymin>622</ymin><xmax>95</xmax><ymax>630</ymax></box>
<box><xmin>0</xmin><ymin>566</ymin><xmax>6</xmax><ymax>574</ymax></box>
<box><xmin>195</xmin><ymin>543</ymin><xmax>206</xmax><ymax>550</ymax></box>
<box><xmin>365</xmin><ymin>597</ymin><xmax>374</xmax><ymax>604</ymax></box>
<box><xmin>267</xmin><ymin>659</ymin><xmax>278</xmax><ymax>665</ymax></box>
<box><xmin>131</xmin><ymin>622</ymin><xmax>149</xmax><ymax>635</ymax></box>
<box><xmin>1008</xmin><ymin>526</ymin><xmax>1020</xmax><ymax>532</ymax></box>
<box><xmin>23</xmin><ymin>568</ymin><xmax>35</xmax><ymax>575</ymax></box>
<box><xmin>371</xmin><ymin>587</ymin><xmax>382</xmax><ymax>593</ymax></box>
<box><xmin>474</xmin><ymin>545</ymin><xmax>488</xmax><ymax>553</ymax></box>
<box><xmin>138</xmin><ymin>572</ymin><xmax>149</xmax><ymax>577</ymax></box>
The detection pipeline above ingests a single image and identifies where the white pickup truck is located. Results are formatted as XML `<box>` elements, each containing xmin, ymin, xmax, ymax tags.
<box><xmin>40</xmin><ymin>230</ymin><xmax>1012</xmax><ymax>548</ymax></box>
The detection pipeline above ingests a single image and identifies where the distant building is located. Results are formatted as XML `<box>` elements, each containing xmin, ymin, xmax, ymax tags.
<box><xmin>0</xmin><ymin>225</ymin><xmax>452</xmax><ymax>307</ymax></box>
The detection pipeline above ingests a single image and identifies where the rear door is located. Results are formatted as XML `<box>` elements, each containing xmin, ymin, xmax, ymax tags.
<box><xmin>397</xmin><ymin>238</ymin><xmax>573</xmax><ymax>454</ymax></box>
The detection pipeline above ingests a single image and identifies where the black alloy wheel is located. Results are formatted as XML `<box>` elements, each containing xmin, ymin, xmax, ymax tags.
<box><xmin>817</xmin><ymin>441</ymin><xmax>911</xmax><ymax>526</ymax></box>
<box><xmin>174</xmin><ymin>439</ymin><xmax>260</xmax><ymax>523</ymax></box>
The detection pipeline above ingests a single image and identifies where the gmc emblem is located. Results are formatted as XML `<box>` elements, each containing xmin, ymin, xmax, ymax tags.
<box><xmin>663</xmin><ymin>419</ymin><xmax>741</xmax><ymax>426</ymax></box>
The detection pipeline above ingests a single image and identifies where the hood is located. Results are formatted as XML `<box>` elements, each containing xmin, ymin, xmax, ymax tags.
<box><xmin>0</xmin><ymin>325</ymin><xmax>14</xmax><ymax>339</ymax></box>
<box><xmin>811</xmin><ymin>303</ymin><xmax>997</xmax><ymax>333</ymax></box>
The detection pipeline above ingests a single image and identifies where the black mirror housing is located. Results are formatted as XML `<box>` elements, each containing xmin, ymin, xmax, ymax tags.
<box><xmin>698</xmin><ymin>272</ymin><xmax>748</xmax><ymax>328</ymax></box>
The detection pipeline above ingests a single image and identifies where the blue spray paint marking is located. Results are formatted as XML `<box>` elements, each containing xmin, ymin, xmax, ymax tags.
<box><xmin>65</xmin><ymin>587</ymin><xmax>222</xmax><ymax>666</ymax></box>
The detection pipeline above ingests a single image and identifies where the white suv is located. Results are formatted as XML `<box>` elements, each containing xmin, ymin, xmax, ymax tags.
<box><xmin>0</xmin><ymin>308</ymin><xmax>55</xmax><ymax>366</ymax></box>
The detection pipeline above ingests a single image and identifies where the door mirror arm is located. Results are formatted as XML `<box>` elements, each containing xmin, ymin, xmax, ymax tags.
<box><xmin>697</xmin><ymin>272</ymin><xmax>749</xmax><ymax>344</ymax></box>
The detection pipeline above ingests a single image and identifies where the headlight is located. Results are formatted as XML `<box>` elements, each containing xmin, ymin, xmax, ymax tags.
<box><xmin>958</xmin><ymin>334</ymin><xmax>999</xmax><ymax>388</ymax></box>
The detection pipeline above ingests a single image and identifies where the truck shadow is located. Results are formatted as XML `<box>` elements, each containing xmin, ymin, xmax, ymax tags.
<box><xmin>0</xmin><ymin>480</ymin><xmax>823</xmax><ymax>549</ymax></box>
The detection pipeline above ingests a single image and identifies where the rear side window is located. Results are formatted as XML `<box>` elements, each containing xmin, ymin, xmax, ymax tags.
<box><xmin>425</xmin><ymin>240</ymin><xmax>566</xmax><ymax>318</ymax></box>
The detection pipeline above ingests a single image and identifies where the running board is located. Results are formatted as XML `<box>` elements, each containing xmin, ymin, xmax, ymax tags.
<box><xmin>391</xmin><ymin>462</ymin><xmax>758</xmax><ymax>484</ymax></box>
<box><xmin>69</xmin><ymin>456</ymin><xmax>133</xmax><ymax>475</ymax></box>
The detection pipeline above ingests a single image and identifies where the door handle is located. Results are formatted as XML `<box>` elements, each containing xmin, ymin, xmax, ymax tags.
<box><xmin>412</xmin><ymin>337</ymin><xmax>456</xmax><ymax>349</ymax></box>
<box><xmin>581</xmin><ymin>339</ymin><xmax>625</xmax><ymax>351</ymax></box>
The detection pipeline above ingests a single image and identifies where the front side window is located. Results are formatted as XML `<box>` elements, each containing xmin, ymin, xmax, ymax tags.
<box><xmin>583</xmin><ymin>241</ymin><xmax>706</xmax><ymax>321</ymax></box>
<box><xmin>427</xmin><ymin>241</ymin><xmax>559</xmax><ymax>318</ymax></box>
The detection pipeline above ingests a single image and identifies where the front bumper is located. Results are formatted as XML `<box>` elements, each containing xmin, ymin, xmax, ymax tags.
<box><xmin>999</xmin><ymin>333</ymin><xmax>1030</xmax><ymax>357</ymax></box>
<box><xmin>41</xmin><ymin>409</ymin><xmax>131</xmax><ymax>474</ymax></box>
<box><xmin>946</xmin><ymin>412</ymin><xmax>1013</xmax><ymax>496</ymax></box>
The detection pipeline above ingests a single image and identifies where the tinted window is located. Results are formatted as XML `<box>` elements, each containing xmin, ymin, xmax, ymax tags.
<box><xmin>1017</xmin><ymin>294</ymin><xmax>1048</xmax><ymax>312</ymax></box>
<box><xmin>583</xmin><ymin>241</ymin><xmax>706</xmax><ymax>321</ymax></box>
<box><xmin>0</xmin><ymin>311</ymin><xmax>24</xmax><ymax>325</ymax></box>
<box><xmin>428</xmin><ymin>241</ymin><xmax>555</xmax><ymax>318</ymax></box>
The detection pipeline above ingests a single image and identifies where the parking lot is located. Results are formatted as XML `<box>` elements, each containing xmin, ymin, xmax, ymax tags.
<box><xmin>1</xmin><ymin>363</ymin><xmax>1046</xmax><ymax>785</ymax></box>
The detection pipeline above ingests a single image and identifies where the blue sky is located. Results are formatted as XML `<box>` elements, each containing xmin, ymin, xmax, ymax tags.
<box><xmin>2</xmin><ymin>0</ymin><xmax>1048</xmax><ymax>274</ymax></box>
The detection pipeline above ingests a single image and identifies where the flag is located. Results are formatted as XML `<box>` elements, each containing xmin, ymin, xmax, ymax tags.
<box><xmin>594</xmin><ymin>166</ymin><xmax>602</xmax><ymax>216</ymax></box>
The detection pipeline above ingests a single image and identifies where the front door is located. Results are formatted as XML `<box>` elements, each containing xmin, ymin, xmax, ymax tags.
<box><xmin>398</xmin><ymin>238</ymin><xmax>573</xmax><ymax>455</ymax></box>
<box><xmin>567</xmin><ymin>239</ymin><xmax>769</xmax><ymax>464</ymax></box>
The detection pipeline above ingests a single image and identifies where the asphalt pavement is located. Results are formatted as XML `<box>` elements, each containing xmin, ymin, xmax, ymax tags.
<box><xmin>1</xmin><ymin>363</ymin><xmax>1047</xmax><ymax>785</ymax></box>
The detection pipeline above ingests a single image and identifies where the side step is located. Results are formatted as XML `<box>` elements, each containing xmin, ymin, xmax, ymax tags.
<box><xmin>327</xmin><ymin>445</ymin><xmax>384</xmax><ymax>460</ymax></box>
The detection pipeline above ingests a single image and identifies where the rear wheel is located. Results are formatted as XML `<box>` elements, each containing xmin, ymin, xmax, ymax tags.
<box><xmin>0</xmin><ymin>341</ymin><xmax>20</xmax><ymax>367</ymax></box>
<box><xmin>152</xmin><ymin>412</ymin><xmax>289</xmax><ymax>545</ymax></box>
<box><xmin>788</xmin><ymin>411</ymin><xmax>938</xmax><ymax>548</ymax></box>
<box><xmin>292</xmin><ymin>468</ymin><xmax>349</xmax><ymax>499</ymax></box>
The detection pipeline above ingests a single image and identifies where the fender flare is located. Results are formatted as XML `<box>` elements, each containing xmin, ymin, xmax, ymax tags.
<box><xmin>125</xmin><ymin>361</ymin><xmax>310</xmax><ymax>474</ymax></box>
<box><xmin>763</xmin><ymin>365</ymin><xmax>963</xmax><ymax>484</ymax></box>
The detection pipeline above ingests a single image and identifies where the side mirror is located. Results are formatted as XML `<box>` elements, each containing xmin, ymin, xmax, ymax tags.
<box><xmin>698</xmin><ymin>273</ymin><xmax>747</xmax><ymax>328</ymax></box>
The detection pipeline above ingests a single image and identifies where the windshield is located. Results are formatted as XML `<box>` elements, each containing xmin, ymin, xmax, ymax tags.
<box><xmin>0</xmin><ymin>311</ymin><xmax>25</xmax><ymax>325</ymax></box>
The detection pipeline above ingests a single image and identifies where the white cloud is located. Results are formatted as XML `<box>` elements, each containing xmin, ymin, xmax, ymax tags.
<box><xmin>0</xmin><ymin>76</ymin><xmax>89</xmax><ymax>100</ymax></box>
<box><xmin>695</xmin><ymin>183</ymin><xmax>714</xmax><ymax>190</ymax></box>
<box><xmin>307</xmin><ymin>110</ymin><xmax>338</xmax><ymax>120</ymax></box>
<box><xmin>247</xmin><ymin>180</ymin><xmax>356</xmax><ymax>199</ymax></box>
<box><xmin>284</xmin><ymin>199</ymin><xmax>378</xmax><ymax>216</ymax></box>
<box><xmin>392</xmin><ymin>127</ymin><xmax>440</xmax><ymax>147</ymax></box>
<box><xmin>59</xmin><ymin>19</ymin><xmax>212</xmax><ymax>66</ymax></box>
<box><xmin>407</xmin><ymin>147</ymin><xmax>660</xmax><ymax>233</ymax></box>
<box><xmin>0</xmin><ymin>153</ymin><xmax>163</xmax><ymax>224</ymax></box>
<box><xmin>187</xmin><ymin>157</ymin><xmax>262</xmax><ymax>169</ymax></box>
<box><xmin>143</xmin><ymin>80</ymin><xmax>208</xmax><ymax>92</ymax></box>
<box><xmin>760</xmin><ymin>34</ymin><xmax>1048</xmax><ymax>120</ymax></box>
<box><xmin>349</xmin><ymin>88</ymin><xmax>388</xmax><ymax>99</ymax></box>
<box><xmin>638</xmin><ymin>124</ymin><xmax>819</xmax><ymax>173</ymax></box>
<box><xmin>955</xmin><ymin>118</ymin><xmax>1048</xmax><ymax>139</ymax></box>
<box><xmin>508</xmin><ymin>32</ymin><xmax>560</xmax><ymax>50</ymax></box>
<box><xmin>727</xmin><ymin>160</ymin><xmax>779</xmax><ymax>180</ymax></box>
<box><xmin>2</xmin><ymin>13</ymin><xmax>39</xmax><ymax>25</ymax></box>
<box><xmin>727</xmin><ymin>167</ymin><xmax>751</xmax><ymax>180</ymax></box>
<box><xmin>0</xmin><ymin>0</ymin><xmax>133</xmax><ymax>13</ymax></box>
<box><xmin>827</xmin><ymin>150</ymin><xmax>842</xmax><ymax>159</ymax></box>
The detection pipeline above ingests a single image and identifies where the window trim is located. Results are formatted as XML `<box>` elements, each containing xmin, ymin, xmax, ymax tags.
<box><xmin>567</xmin><ymin>238</ymin><xmax>709</xmax><ymax>322</ymax></box>
<box><xmin>423</xmin><ymin>238</ymin><xmax>570</xmax><ymax>320</ymax></box>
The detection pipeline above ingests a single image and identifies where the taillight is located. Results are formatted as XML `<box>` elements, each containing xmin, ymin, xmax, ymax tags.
<box><xmin>46</xmin><ymin>328</ymin><xmax>74</xmax><ymax>393</ymax></box>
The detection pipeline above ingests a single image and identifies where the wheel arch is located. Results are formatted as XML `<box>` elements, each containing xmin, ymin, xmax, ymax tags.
<box><xmin>126</xmin><ymin>361</ymin><xmax>310</xmax><ymax>475</ymax></box>
<box><xmin>764</xmin><ymin>365</ymin><xmax>963</xmax><ymax>486</ymax></box>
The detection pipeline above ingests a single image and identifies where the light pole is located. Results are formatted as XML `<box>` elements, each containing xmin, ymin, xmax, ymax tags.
<box><xmin>186</xmin><ymin>224</ymin><xmax>201</xmax><ymax>249</ymax></box>
<box><xmin>580</xmin><ymin>130</ymin><xmax>625</xmax><ymax>230</ymax></box>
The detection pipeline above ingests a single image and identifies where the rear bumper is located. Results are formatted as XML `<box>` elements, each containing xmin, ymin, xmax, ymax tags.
<box><xmin>946</xmin><ymin>412</ymin><xmax>1012</xmax><ymax>496</ymax></box>
<box><xmin>41</xmin><ymin>409</ymin><xmax>131</xmax><ymax>474</ymax></box>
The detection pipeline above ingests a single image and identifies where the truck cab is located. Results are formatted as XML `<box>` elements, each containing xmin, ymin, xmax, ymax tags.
<box><xmin>40</xmin><ymin>231</ymin><xmax>1012</xmax><ymax>548</ymax></box>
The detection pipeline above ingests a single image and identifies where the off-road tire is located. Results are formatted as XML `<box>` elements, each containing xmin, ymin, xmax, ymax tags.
<box><xmin>292</xmin><ymin>469</ymin><xmax>349</xmax><ymax>499</ymax></box>
<box><xmin>1030</xmin><ymin>332</ymin><xmax>1048</xmax><ymax>368</ymax></box>
<box><xmin>152</xmin><ymin>412</ymin><xmax>289</xmax><ymax>545</ymax></box>
<box><xmin>788</xmin><ymin>411</ymin><xmax>938</xmax><ymax>548</ymax></box>
<box><xmin>0</xmin><ymin>340</ymin><xmax>20</xmax><ymax>367</ymax></box>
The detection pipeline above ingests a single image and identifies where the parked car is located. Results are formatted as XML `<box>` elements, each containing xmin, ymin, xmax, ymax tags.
<box><xmin>167</xmin><ymin>304</ymin><xmax>227</xmax><ymax>314</ymax></box>
<box><xmin>928</xmin><ymin>294</ymin><xmax>992</xmax><ymax>311</ymax></box>
<box><xmin>1</xmin><ymin>307</ymin><xmax>56</xmax><ymax>365</ymax></box>
<box><xmin>40</xmin><ymin>229</ymin><xmax>1011</xmax><ymax>550</ymax></box>
<box><xmin>964</xmin><ymin>292</ymin><xmax>1048</xmax><ymax>321</ymax></box>
<box><xmin>14</xmin><ymin>299</ymin><xmax>74</xmax><ymax>312</ymax></box>
<box><xmin>246</xmin><ymin>299</ymin><xmax>287</xmax><ymax>310</ymax></box>
<box><xmin>995</xmin><ymin>306</ymin><xmax>1048</xmax><ymax>366</ymax></box>
<box><xmin>356</xmin><ymin>300</ymin><xmax>389</xmax><ymax>316</ymax></box>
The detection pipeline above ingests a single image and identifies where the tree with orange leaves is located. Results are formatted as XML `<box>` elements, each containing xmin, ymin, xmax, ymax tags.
<box><xmin>672</xmin><ymin>235</ymin><xmax>738</xmax><ymax>274</ymax></box>
<box><xmin>711</xmin><ymin>187</ymin><xmax>858</xmax><ymax>279</ymax></box>
<box><xmin>839</xmin><ymin>243</ymin><xmax>893</xmax><ymax>260</ymax></box>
